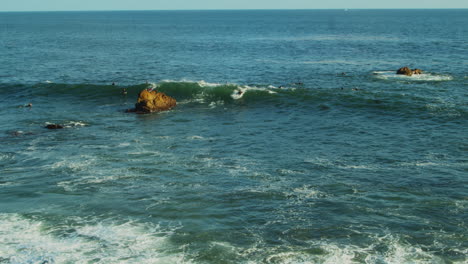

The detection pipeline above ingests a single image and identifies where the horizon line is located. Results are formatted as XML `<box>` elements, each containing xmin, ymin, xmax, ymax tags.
<box><xmin>1</xmin><ymin>8</ymin><xmax>467</xmax><ymax>13</ymax></box>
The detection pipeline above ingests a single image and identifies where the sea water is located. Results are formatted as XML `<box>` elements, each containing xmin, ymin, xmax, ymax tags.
<box><xmin>0</xmin><ymin>10</ymin><xmax>467</xmax><ymax>263</ymax></box>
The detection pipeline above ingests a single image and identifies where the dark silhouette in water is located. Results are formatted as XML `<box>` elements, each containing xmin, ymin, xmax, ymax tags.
<box><xmin>45</xmin><ymin>124</ymin><xmax>64</xmax><ymax>129</ymax></box>
<box><xmin>18</xmin><ymin>103</ymin><xmax>33</xmax><ymax>108</ymax></box>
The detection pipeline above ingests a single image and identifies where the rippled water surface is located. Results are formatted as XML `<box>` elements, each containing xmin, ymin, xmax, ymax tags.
<box><xmin>0</xmin><ymin>9</ymin><xmax>467</xmax><ymax>263</ymax></box>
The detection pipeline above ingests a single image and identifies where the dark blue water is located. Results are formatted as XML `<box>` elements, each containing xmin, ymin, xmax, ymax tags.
<box><xmin>0</xmin><ymin>10</ymin><xmax>467</xmax><ymax>263</ymax></box>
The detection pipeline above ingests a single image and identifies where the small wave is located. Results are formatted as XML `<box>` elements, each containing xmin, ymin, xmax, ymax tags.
<box><xmin>373</xmin><ymin>71</ymin><xmax>453</xmax><ymax>81</ymax></box>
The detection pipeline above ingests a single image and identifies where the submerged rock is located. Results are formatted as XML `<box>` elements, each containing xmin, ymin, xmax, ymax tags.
<box><xmin>133</xmin><ymin>89</ymin><xmax>176</xmax><ymax>113</ymax></box>
<box><xmin>45</xmin><ymin>124</ymin><xmax>64</xmax><ymax>129</ymax></box>
<box><xmin>396</xmin><ymin>67</ymin><xmax>423</xmax><ymax>76</ymax></box>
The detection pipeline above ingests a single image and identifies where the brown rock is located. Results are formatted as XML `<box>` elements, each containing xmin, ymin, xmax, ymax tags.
<box><xmin>134</xmin><ymin>89</ymin><xmax>176</xmax><ymax>113</ymax></box>
<box><xmin>396</xmin><ymin>67</ymin><xmax>413</xmax><ymax>76</ymax></box>
<box><xmin>412</xmin><ymin>69</ymin><xmax>423</xmax><ymax>75</ymax></box>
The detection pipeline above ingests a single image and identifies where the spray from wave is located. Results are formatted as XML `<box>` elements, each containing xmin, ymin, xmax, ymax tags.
<box><xmin>373</xmin><ymin>71</ymin><xmax>453</xmax><ymax>81</ymax></box>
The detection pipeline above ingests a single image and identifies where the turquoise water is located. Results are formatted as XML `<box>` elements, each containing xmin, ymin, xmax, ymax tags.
<box><xmin>0</xmin><ymin>10</ymin><xmax>467</xmax><ymax>263</ymax></box>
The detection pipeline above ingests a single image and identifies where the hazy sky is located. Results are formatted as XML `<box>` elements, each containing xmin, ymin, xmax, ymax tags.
<box><xmin>1</xmin><ymin>0</ymin><xmax>467</xmax><ymax>12</ymax></box>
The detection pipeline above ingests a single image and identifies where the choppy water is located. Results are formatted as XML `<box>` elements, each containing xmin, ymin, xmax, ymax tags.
<box><xmin>0</xmin><ymin>10</ymin><xmax>467</xmax><ymax>263</ymax></box>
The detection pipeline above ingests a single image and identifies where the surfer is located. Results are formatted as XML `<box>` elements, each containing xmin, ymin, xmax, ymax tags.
<box><xmin>112</xmin><ymin>82</ymin><xmax>115</xmax><ymax>86</ymax></box>
<box><xmin>19</xmin><ymin>103</ymin><xmax>32</xmax><ymax>108</ymax></box>
<box><xmin>122</xmin><ymin>88</ymin><xmax>127</xmax><ymax>95</ymax></box>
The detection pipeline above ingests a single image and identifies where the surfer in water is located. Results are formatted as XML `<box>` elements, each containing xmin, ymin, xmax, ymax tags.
<box><xmin>19</xmin><ymin>103</ymin><xmax>32</xmax><ymax>108</ymax></box>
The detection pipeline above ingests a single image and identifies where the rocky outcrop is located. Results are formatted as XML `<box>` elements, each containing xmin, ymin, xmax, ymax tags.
<box><xmin>133</xmin><ymin>89</ymin><xmax>176</xmax><ymax>113</ymax></box>
<box><xmin>397</xmin><ymin>67</ymin><xmax>412</xmax><ymax>76</ymax></box>
<box><xmin>396</xmin><ymin>67</ymin><xmax>423</xmax><ymax>76</ymax></box>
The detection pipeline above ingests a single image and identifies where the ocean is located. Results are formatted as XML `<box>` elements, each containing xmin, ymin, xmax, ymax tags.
<box><xmin>0</xmin><ymin>9</ymin><xmax>466</xmax><ymax>263</ymax></box>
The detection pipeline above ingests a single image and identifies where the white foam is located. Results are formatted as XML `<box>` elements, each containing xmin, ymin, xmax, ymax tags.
<box><xmin>64</xmin><ymin>121</ymin><xmax>87</xmax><ymax>128</ymax></box>
<box><xmin>147</xmin><ymin>82</ymin><xmax>158</xmax><ymax>90</ymax></box>
<box><xmin>304</xmin><ymin>157</ymin><xmax>375</xmax><ymax>170</ymax></box>
<box><xmin>56</xmin><ymin>167</ymin><xmax>141</xmax><ymax>191</ymax></box>
<box><xmin>230</xmin><ymin>85</ymin><xmax>277</xmax><ymax>100</ymax></box>
<box><xmin>363</xmin><ymin>235</ymin><xmax>442</xmax><ymax>264</ymax></box>
<box><xmin>208</xmin><ymin>100</ymin><xmax>225</xmax><ymax>108</ymax></box>
<box><xmin>0</xmin><ymin>152</ymin><xmax>15</xmax><ymax>162</ymax></box>
<box><xmin>340</xmin><ymin>164</ymin><xmax>373</xmax><ymax>169</ymax></box>
<box><xmin>373</xmin><ymin>71</ymin><xmax>453</xmax><ymax>81</ymax></box>
<box><xmin>159</xmin><ymin>79</ymin><xmax>225</xmax><ymax>88</ymax></box>
<box><xmin>44</xmin><ymin>121</ymin><xmax>87</xmax><ymax>129</ymax></box>
<box><xmin>0</xmin><ymin>214</ymin><xmax>454</xmax><ymax>264</ymax></box>
<box><xmin>304</xmin><ymin>157</ymin><xmax>336</xmax><ymax>167</ymax></box>
<box><xmin>401</xmin><ymin>161</ymin><xmax>439</xmax><ymax>167</ymax></box>
<box><xmin>49</xmin><ymin>155</ymin><xmax>95</xmax><ymax>172</ymax></box>
<box><xmin>258</xmin><ymin>237</ymin><xmax>447</xmax><ymax>264</ymax></box>
<box><xmin>197</xmin><ymin>80</ymin><xmax>225</xmax><ymax>87</ymax></box>
<box><xmin>264</xmin><ymin>247</ymin><xmax>357</xmax><ymax>264</ymax></box>
<box><xmin>0</xmin><ymin>214</ymin><xmax>187</xmax><ymax>264</ymax></box>
<box><xmin>291</xmin><ymin>185</ymin><xmax>325</xmax><ymax>199</ymax></box>
<box><xmin>188</xmin><ymin>135</ymin><xmax>205</xmax><ymax>140</ymax></box>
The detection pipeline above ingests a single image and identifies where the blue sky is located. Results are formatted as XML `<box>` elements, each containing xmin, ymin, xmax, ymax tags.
<box><xmin>1</xmin><ymin>0</ymin><xmax>467</xmax><ymax>11</ymax></box>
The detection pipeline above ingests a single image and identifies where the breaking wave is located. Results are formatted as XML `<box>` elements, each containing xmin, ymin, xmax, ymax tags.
<box><xmin>0</xmin><ymin>79</ymin><xmax>465</xmax><ymax>119</ymax></box>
